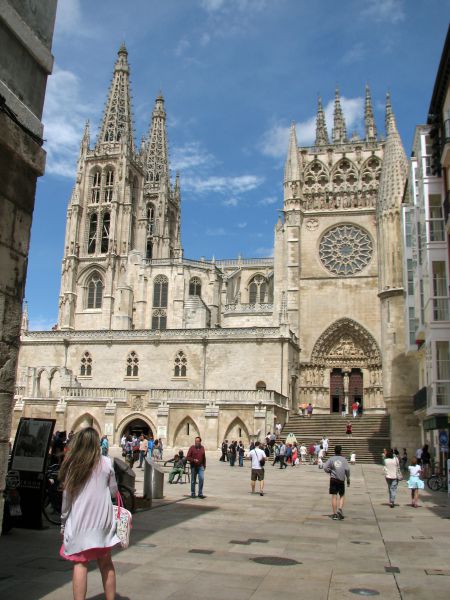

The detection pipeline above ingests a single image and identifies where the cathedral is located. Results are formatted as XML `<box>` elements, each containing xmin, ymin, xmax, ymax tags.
<box><xmin>13</xmin><ymin>45</ymin><xmax>419</xmax><ymax>450</ymax></box>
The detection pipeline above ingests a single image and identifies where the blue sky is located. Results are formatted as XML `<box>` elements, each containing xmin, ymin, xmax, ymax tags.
<box><xmin>27</xmin><ymin>0</ymin><xmax>449</xmax><ymax>329</ymax></box>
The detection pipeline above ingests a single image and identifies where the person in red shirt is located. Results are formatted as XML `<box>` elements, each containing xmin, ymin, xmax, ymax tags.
<box><xmin>352</xmin><ymin>401</ymin><xmax>358</xmax><ymax>418</ymax></box>
<box><xmin>186</xmin><ymin>436</ymin><xmax>206</xmax><ymax>499</ymax></box>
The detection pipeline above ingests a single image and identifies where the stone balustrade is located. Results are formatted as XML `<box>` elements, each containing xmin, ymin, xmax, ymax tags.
<box><xmin>224</xmin><ymin>303</ymin><xmax>273</xmax><ymax>314</ymax></box>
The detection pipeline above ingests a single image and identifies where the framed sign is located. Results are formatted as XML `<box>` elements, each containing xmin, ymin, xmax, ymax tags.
<box><xmin>11</xmin><ymin>418</ymin><xmax>55</xmax><ymax>473</ymax></box>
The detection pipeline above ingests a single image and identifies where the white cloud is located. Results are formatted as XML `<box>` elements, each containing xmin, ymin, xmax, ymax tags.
<box><xmin>171</xmin><ymin>141</ymin><xmax>215</xmax><ymax>171</ymax></box>
<box><xmin>43</xmin><ymin>66</ymin><xmax>94</xmax><ymax>177</ymax></box>
<box><xmin>361</xmin><ymin>0</ymin><xmax>405</xmax><ymax>24</ymax></box>
<box><xmin>174</xmin><ymin>38</ymin><xmax>191</xmax><ymax>57</ymax></box>
<box><xmin>54</xmin><ymin>0</ymin><xmax>97</xmax><ymax>38</ymax></box>
<box><xmin>200</xmin><ymin>0</ymin><xmax>267</xmax><ymax>12</ymax></box>
<box><xmin>254</xmin><ymin>246</ymin><xmax>274</xmax><ymax>257</ymax></box>
<box><xmin>259</xmin><ymin>196</ymin><xmax>278</xmax><ymax>206</ymax></box>
<box><xmin>237</xmin><ymin>222</ymin><xmax>247</xmax><ymax>228</ymax></box>
<box><xmin>200</xmin><ymin>0</ymin><xmax>226</xmax><ymax>11</ymax></box>
<box><xmin>223</xmin><ymin>198</ymin><xmax>239</xmax><ymax>207</ymax></box>
<box><xmin>206</xmin><ymin>227</ymin><xmax>227</xmax><ymax>236</ymax></box>
<box><xmin>183</xmin><ymin>174</ymin><xmax>264</xmax><ymax>194</ymax></box>
<box><xmin>341</xmin><ymin>42</ymin><xmax>366</xmax><ymax>65</ymax></box>
<box><xmin>259</xmin><ymin>95</ymin><xmax>364</xmax><ymax>158</ymax></box>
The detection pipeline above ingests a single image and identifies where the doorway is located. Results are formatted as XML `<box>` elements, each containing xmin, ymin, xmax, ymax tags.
<box><xmin>121</xmin><ymin>419</ymin><xmax>153</xmax><ymax>439</ymax></box>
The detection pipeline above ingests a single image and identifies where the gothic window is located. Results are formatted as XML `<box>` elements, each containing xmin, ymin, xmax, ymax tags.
<box><xmin>126</xmin><ymin>351</ymin><xmax>139</xmax><ymax>377</ymax></box>
<box><xmin>87</xmin><ymin>271</ymin><xmax>103</xmax><ymax>309</ymax></box>
<box><xmin>152</xmin><ymin>309</ymin><xmax>167</xmax><ymax>330</ymax></box>
<box><xmin>248</xmin><ymin>275</ymin><xmax>267</xmax><ymax>304</ymax></box>
<box><xmin>146</xmin><ymin>239</ymin><xmax>153</xmax><ymax>259</ymax></box>
<box><xmin>147</xmin><ymin>204</ymin><xmax>155</xmax><ymax>234</ymax></box>
<box><xmin>331</xmin><ymin>159</ymin><xmax>358</xmax><ymax>190</ymax></box>
<box><xmin>189</xmin><ymin>277</ymin><xmax>201</xmax><ymax>297</ymax></box>
<box><xmin>361</xmin><ymin>157</ymin><xmax>381</xmax><ymax>186</ymax></box>
<box><xmin>319</xmin><ymin>225</ymin><xmax>373</xmax><ymax>276</ymax></box>
<box><xmin>80</xmin><ymin>352</ymin><xmax>92</xmax><ymax>376</ymax></box>
<box><xmin>91</xmin><ymin>170</ymin><xmax>101</xmax><ymax>203</ymax></box>
<box><xmin>304</xmin><ymin>160</ymin><xmax>329</xmax><ymax>190</ymax></box>
<box><xmin>104</xmin><ymin>169</ymin><xmax>114</xmax><ymax>202</ymax></box>
<box><xmin>153</xmin><ymin>275</ymin><xmax>168</xmax><ymax>308</ymax></box>
<box><xmin>101</xmin><ymin>212</ymin><xmax>110</xmax><ymax>253</ymax></box>
<box><xmin>87</xmin><ymin>213</ymin><xmax>98</xmax><ymax>254</ymax></box>
<box><xmin>174</xmin><ymin>351</ymin><xmax>187</xmax><ymax>377</ymax></box>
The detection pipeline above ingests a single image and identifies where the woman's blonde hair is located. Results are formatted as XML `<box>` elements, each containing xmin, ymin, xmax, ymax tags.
<box><xmin>59</xmin><ymin>427</ymin><xmax>101</xmax><ymax>497</ymax></box>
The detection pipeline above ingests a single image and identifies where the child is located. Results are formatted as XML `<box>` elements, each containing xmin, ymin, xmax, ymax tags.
<box><xmin>59</xmin><ymin>427</ymin><xmax>120</xmax><ymax>600</ymax></box>
<box><xmin>350</xmin><ymin>452</ymin><xmax>356</xmax><ymax>465</ymax></box>
<box><xmin>407</xmin><ymin>457</ymin><xmax>424</xmax><ymax>507</ymax></box>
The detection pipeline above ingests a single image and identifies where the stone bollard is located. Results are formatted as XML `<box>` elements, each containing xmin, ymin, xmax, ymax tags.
<box><xmin>152</xmin><ymin>461</ymin><xmax>165</xmax><ymax>499</ymax></box>
<box><xmin>142</xmin><ymin>457</ymin><xmax>153</xmax><ymax>505</ymax></box>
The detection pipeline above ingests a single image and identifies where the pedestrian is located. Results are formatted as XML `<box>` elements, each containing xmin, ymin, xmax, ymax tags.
<box><xmin>138</xmin><ymin>434</ymin><xmax>148</xmax><ymax>468</ymax></box>
<box><xmin>158</xmin><ymin>438</ymin><xmax>164</xmax><ymax>460</ymax></box>
<box><xmin>318</xmin><ymin>444</ymin><xmax>325</xmax><ymax>469</ymax></box>
<box><xmin>308</xmin><ymin>443</ymin><xmax>316</xmax><ymax>465</ymax></box>
<box><xmin>229</xmin><ymin>441</ymin><xmax>237</xmax><ymax>466</ymax></box>
<box><xmin>341</xmin><ymin>401</ymin><xmax>347</xmax><ymax>417</ymax></box>
<box><xmin>278</xmin><ymin>442</ymin><xmax>287</xmax><ymax>469</ymax></box>
<box><xmin>275</xmin><ymin>422</ymin><xmax>282</xmax><ymax>437</ymax></box>
<box><xmin>306</xmin><ymin>403</ymin><xmax>313</xmax><ymax>418</ymax></box>
<box><xmin>314</xmin><ymin>441</ymin><xmax>321</xmax><ymax>463</ymax></box>
<box><xmin>381</xmin><ymin>448</ymin><xmax>387</xmax><ymax>466</ymax></box>
<box><xmin>352</xmin><ymin>401</ymin><xmax>358</xmax><ymax>418</ymax></box>
<box><xmin>322</xmin><ymin>436</ymin><xmax>329</xmax><ymax>455</ymax></box>
<box><xmin>421</xmin><ymin>444</ymin><xmax>431</xmax><ymax>478</ymax></box>
<box><xmin>400</xmin><ymin>448</ymin><xmax>408</xmax><ymax>471</ymax></box>
<box><xmin>272</xmin><ymin>443</ymin><xmax>280</xmax><ymax>466</ymax></box>
<box><xmin>248</xmin><ymin>441</ymin><xmax>266</xmax><ymax>496</ymax></box>
<box><xmin>292</xmin><ymin>443</ymin><xmax>298</xmax><ymax>466</ymax></box>
<box><xmin>131</xmin><ymin>435</ymin><xmax>140</xmax><ymax>465</ymax></box>
<box><xmin>124</xmin><ymin>435</ymin><xmax>134</xmax><ymax>468</ymax></box>
<box><xmin>186</xmin><ymin>436</ymin><xmax>206</xmax><ymax>499</ymax></box>
<box><xmin>383</xmin><ymin>449</ymin><xmax>401</xmax><ymax>508</ymax></box>
<box><xmin>100</xmin><ymin>435</ymin><xmax>109</xmax><ymax>456</ymax></box>
<box><xmin>285</xmin><ymin>443</ymin><xmax>293</xmax><ymax>465</ymax></box>
<box><xmin>407</xmin><ymin>457</ymin><xmax>424</xmax><ymax>507</ymax></box>
<box><xmin>152</xmin><ymin>439</ymin><xmax>161</xmax><ymax>461</ymax></box>
<box><xmin>147</xmin><ymin>436</ymin><xmax>154</xmax><ymax>457</ymax></box>
<box><xmin>346</xmin><ymin>422</ymin><xmax>352</xmax><ymax>437</ymax></box>
<box><xmin>323</xmin><ymin>445</ymin><xmax>351</xmax><ymax>520</ymax></box>
<box><xmin>59</xmin><ymin>427</ymin><xmax>120</xmax><ymax>600</ymax></box>
<box><xmin>220</xmin><ymin>439</ymin><xmax>228</xmax><ymax>462</ymax></box>
<box><xmin>350</xmin><ymin>452</ymin><xmax>356</xmax><ymax>465</ymax></box>
<box><xmin>238</xmin><ymin>441</ymin><xmax>245</xmax><ymax>467</ymax></box>
<box><xmin>300</xmin><ymin>443</ymin><xmax>307</xmax><ymax>464</ymax></box>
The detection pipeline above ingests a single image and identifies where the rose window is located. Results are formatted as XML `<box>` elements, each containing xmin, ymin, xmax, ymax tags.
<box><xmin>319</xmin><ymin>225</ymin><xmax>373</xmax><ymax>276</ymax></box>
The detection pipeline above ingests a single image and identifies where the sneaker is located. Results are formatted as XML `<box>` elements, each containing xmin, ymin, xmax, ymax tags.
<box><xmin>332</xmin><ymin>513</ymin><xmax>339</xmax><ymax>520</ymax></box>
<box><xmin>198</xmin><ymin>494</ymin><xmax>205</xmax><ymax>499</ymax></box>
<box><xmin>260</xmin><ymin>492</ymin><xmax>264</xmax><ymax>496</ymax></box>
<box><xmin>191</xmin><ymin>494</ymin><xmax>196</xmax><ymax>498</ymax></box>
<box><xmin>337</xmin><ymin>510</ymin><xmax>344</xmax><ymax>520</ymax></box>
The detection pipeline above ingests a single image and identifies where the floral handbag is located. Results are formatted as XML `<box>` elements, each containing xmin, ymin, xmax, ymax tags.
<box><xmin>113</xmin><ymin>492</ymin><xmax>132</xmax><ymax>549</ymax></box>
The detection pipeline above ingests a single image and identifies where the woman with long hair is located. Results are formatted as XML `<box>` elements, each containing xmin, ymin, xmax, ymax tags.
<box><xmin>59</xmin><ymin>427</ymin><xmax>120</xmax><ymax>600</ymax></box>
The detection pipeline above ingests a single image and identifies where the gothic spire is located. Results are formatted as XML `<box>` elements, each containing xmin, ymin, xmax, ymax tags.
<box><xmin>378</xmin><ymin>94</ymin><xmax>408</xmax><ymax>213</ymax></box>
<box><xmin>364</xmin><ymin>84</ymin><xmax>377</xmax><ymax>141</ymax></box>
<box><xmin>284</xmin><ymin>123</ymin><xmax>301</xmax><ymax>183</ymax></box>
<box><xmin>315</xmin><ymin>96</ymin><xmax>329</xmax><ymax>146</ymax></box>
<box><xmin>144</xmin><ymin>94</ymin><xmax>169</xmax><ymax>185</ymax></box>
<box><xmin>332</xmin><ymin>87</ymin><xmax>347</xmax><ymax>143</ymax></box>
<box><xmin>96</xmin><ymin>44</ymin><xmax>134</xmax><ymax>151</ymax></box>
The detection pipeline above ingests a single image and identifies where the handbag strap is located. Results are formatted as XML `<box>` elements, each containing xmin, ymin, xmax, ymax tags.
<box><xmin>116</xmin><ymin>491</ymin><xmax>122</xmax><ymax>517</ymax></box>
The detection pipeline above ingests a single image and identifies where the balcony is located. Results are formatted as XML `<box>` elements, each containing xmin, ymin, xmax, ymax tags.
<box><xmin>224</xmin><ymin>302</ymin><xmax>273</xmax><ymax>314</ymax></box>
<box><xmin>442</xmin><ymin>119</ymin><xmax>450</xmax><ymax>167</ymax></box>
<box><xmin>413</xmin><ymin>386</ymin><xmax>427</xmax><ymax>411</ymax></box>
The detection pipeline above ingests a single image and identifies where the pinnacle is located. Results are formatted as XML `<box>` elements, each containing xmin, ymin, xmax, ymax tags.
<box><xmin>315</xmin><ymin>95</ymin><xmax>329</xmax><ymax>146</ymax></box>
<box><xmin>118</xmin><ymin>41</ymin><xmax>128</xmax><ymax>55</ymax></box>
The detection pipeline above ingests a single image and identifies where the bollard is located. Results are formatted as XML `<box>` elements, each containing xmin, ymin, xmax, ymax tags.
<box><xmin>152</xmin><ymin>461</ymin><xmax>165</xmax><ymax>499</ymax></box>
<box><xmin>143</xmin><ymin>457</ymin><xmax>153</xmax><ymax>505</ymax></box>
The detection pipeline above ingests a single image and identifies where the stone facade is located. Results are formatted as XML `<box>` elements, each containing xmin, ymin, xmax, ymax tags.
<box><xmin>0</xmin><ymin>1</ymin><xmax>57</xmax><ymax>518</ymax></box>
<box><xmin>14</xmin><ymin>47</ymin><xmax>420</xmax><ymax>451</ymax></box>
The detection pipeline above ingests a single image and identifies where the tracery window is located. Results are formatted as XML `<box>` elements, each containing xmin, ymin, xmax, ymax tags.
<box><xmin>101</xmin><ymin>212</ymin><xmax>110</xmax><ymax>253</ymax></box>
<box><xmin>126</xmin><ymin>351</ymin><xmax>139</xmax><ymax>377</ymax></box>
<box><xmin>91</xmin><ymin>171</ymin><xmax>101</xmax><ymax>203</ymax></box>
<box><xmin>153</xmin><ymin>275</ymin><xmax>168</xmax><ymax>308</ymax></box>
<box><xmin>80</xmin><ymin>352</ymin><xmax>92</xmax><ymax>376</ymax></box>
<box><xmin>331</xmin><ymin>159</ymin><xmax>358</xmax><ymax>190</ymax></box>
<box><xmin>249</xmin><ymin>275</ymin><xmax>267</xmax><ymax>304</ymax></box>
<box><xmin>319</xmin><ymin>225</ymin><xmax>373</xmax><ymax>276</ymax></box>
<box><xmin>87</xmin><ymin>213</ymin><xmax>98</xmax><ymax>254</ymax></box>
<box><xmin>147</xmin><ymin>204</ymin><xmax>155</xmax><ymax>235</ymax></box>
<box><xmin>152</xmin><ymin>309</ymin><xmax>167</xmax><ymax>330</ymax></box>
<box><xmin>174</xmin><ymin>351</ymin><xmax>187</xmax><ymax>377</ymax></box>
<box><xmin>304</xmin><ymin>160</ymin><xmax>329</xmax><ymax>191</ymax></box>
<box><xmin>104</xmin><ymin>169</ymin><xmax>114</xmax><ymax>202</ymax></box>
<box><xmin>87</xmin><ymin>271</ymin><xmax>103</xmax><ymax>309</ymax></box>
<box><xmin>189</xmin><ymin>277</ymin><xmax>201</xmax><ymax>297</ymax></box>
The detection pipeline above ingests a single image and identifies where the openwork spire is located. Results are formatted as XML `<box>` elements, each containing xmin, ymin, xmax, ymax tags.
<box><xmin>96</xmin><ymin>44</ymin><xmax>134</xmax><ymax>151</ymax></box>
<box><xmin>378</xmin><ymin>94</ymin><xmax>408</xmax><ymax>212</ymax></box>
<box><xmin>332</xmin><ymin>88</ymin><xmax>347</xmax><ymax>143</ymax></box>
<box><xmin>315</xmin><ymin>96</ymin><xmax>329</xmax><ymax>146</ymax></box>
<box><xmin>364</xmin><ymin>85</ymin><xmax>377</xmax><ymax>141</ymax></box>
<box><xmin>144</xmin><ymin>94</ymin><xmax>169</xmax><ymax>185</ymax></box>
<box><xmin>284</xmin><ymin>122</ymin><xmax>300</xmax><ymax>183</ymax></box>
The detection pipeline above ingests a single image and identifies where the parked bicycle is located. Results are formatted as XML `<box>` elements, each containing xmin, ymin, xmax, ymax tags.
<box><xmin>427</xmin><ymin>472</ymin><xmax>448</xmax><ymax>492</ymax></box>
<box><xmin>42</xmin><ymin>463</ymin><xmax>63</xmax><ymax>525</ymax></box>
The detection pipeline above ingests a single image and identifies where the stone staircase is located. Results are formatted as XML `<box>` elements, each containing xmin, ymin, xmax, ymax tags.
<box><xmin>280</xmin><ymin>413</ymin><xmax>390</xmax><ymax>464</ymax></box>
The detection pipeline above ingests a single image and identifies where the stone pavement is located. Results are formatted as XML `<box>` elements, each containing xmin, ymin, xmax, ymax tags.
<box><xmin>1</xmin><ymin>456</ymin><xmax>450</xmax><ymax>600</ymax></box>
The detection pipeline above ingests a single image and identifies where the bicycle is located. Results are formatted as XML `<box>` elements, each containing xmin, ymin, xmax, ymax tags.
<box><xmin>427</xmin><ymin>472</ymin><xmax>448</xmax><ymax>492</ymax></box>
<box><xmin>42</xmin><ymin>463</ymin><xmax>63</xmax><ymax>525</ymax></box>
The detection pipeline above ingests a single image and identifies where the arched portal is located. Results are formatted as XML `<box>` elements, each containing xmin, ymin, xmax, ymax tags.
<box><xmin>121</xmin><ymin>418</ymin><xmax>153</xmax><ymax>439</ymax></box>
<box><xmin>72</xmin><ymin>413</ymin><xmax>101</xmax><ymax>433</ymax></box>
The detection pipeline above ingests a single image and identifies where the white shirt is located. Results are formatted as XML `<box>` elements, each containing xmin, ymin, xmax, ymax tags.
<box><xmin>249</xmin><ymin>448</ymin><xmax>266</xmax><ymax>469</ymax></box>
<box><xmin>409</xmin><ymin>464</ymin><xmax>421</xmax><ymax>477</ymax></box>
<box><xmin>300</xmin><ymin>445</ymin><xmax>307</xmax><ymax>455</ymax></box>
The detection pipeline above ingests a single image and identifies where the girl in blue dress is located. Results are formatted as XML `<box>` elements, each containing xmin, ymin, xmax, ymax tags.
<box><xmin>407</xmin><ymin>457</ymin><xmax>424</xmax><ymax>507</ymax></box>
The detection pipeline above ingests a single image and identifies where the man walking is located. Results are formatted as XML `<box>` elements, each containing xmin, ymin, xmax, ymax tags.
<box><xmin>186</xmin><ymin>436</ymin><xmax>206</xmax><ymax>498</ymax></box>
<box><xmin>323</xmin><ymin>445</ymin><xmax>350</xmax><ymax>520</ymax></box>
<box><xmin>249</xmin><ymin>441</ymin><xmax>266</xmax><ymax>496</ymax></box>
<box><xmin>279</xmin><ymin>442</ymin><xmax>287</xmax><ymax>469</ymax></box>
<box><xmin>220</xmin><ymin>439</ymin><xmax>228</xmax><ymax>462</ymax></box>
<box><xmin>138</xmin><ymin>434</ymin><xmax>148</xmax><ymax>468</ymax></box>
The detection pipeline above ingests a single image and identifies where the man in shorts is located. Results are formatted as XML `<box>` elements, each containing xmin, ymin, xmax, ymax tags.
<box><xmin>323</xmin><ymin>445</ymin><xmax>350</xmax><ymax>520</ymax></box>
<box><xmin>249</xmin><ymin>441</ymin><xmax>266</xmax><ymax>496</ymax></box>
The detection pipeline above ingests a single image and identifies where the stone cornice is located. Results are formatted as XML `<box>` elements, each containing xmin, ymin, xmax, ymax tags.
<box><xmin>378</xmin><ymin>287</ymin><xmax>404</xmax><ymax>300</ymax></box>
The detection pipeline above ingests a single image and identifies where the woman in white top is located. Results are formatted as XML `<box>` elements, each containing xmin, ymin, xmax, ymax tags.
<box><xmin>383</xmin><ymin>449</ymin><xmax>400</xmax><ymax>508</ymax></box>
<box><xmin>407</xmin><ymin>457</ymin><xmax>424</xmax><ymax>507</ymax></box>
<box><xmin>59</xmin><ymin>427</ymin><xmax>120</xmax><ymax>600</ymax></box>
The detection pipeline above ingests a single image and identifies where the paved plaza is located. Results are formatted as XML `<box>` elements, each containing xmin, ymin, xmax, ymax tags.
<box><xmin>1</xmin><ymin>456</ymin><xmax>450</xmax><ymax>599</ymax></box>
